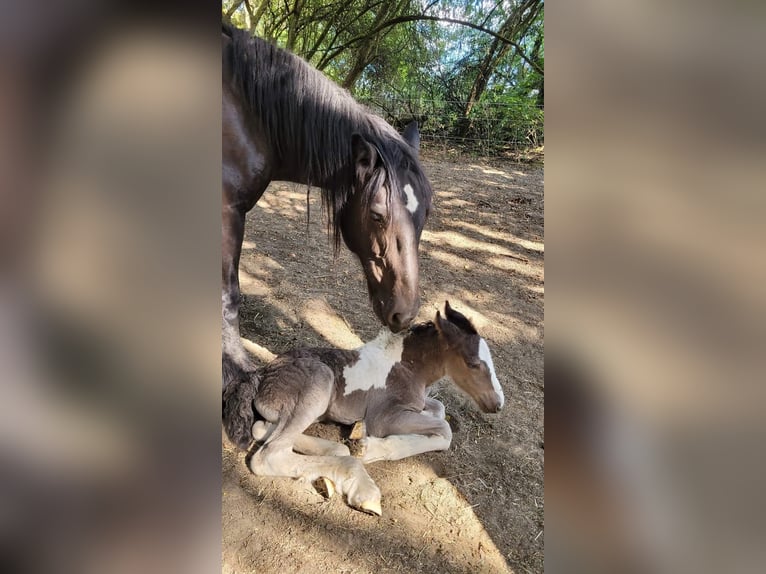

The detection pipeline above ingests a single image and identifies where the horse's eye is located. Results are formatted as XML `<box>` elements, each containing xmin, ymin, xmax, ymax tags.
<box><xmin>468</xmin><ymin>362</ymin><xmax>482</xmax><ymax>370</ymax></box>
<box><xmin>370</xmin><ymin>211</ymin><xmax>385</xmax><ymax>224</ymax></box>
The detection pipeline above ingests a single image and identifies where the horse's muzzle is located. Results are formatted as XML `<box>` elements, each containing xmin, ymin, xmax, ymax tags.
<box><xmin>386</xmin><ymin>308</ymin><xmax>416</xmax><ymax>333</ymax></box>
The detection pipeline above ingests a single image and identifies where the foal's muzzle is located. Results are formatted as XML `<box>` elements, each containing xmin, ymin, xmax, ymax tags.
<box><xmin>478</xmin><ymin>392</ymin><xmax>504</xmax><ymax>414</ymax></box>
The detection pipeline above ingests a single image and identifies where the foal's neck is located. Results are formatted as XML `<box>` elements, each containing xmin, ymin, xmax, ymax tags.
<box><xmin>401</xmin><ymin>323</ymin><xmax>447</xmax><ymax>386</ymax></box>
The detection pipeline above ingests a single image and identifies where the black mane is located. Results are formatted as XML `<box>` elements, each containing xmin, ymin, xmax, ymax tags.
<box><xmin>223</xmin><ymin>23</ymin><xmax>430</xmax><ymax>249</ymax></box>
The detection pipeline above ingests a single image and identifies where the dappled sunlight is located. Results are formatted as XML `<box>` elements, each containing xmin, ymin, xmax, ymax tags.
<box><xmin>477</xmin><ymin>178</ymin><xmax>525</xmax><ymax>190</ymax></box>
<box><xmin>223</xmin><ymin>446</ymin><xmax>512</xmax><ymax>574</ymax></box>
<box><xmin>449</xmin><ymin>220</ymin><xmax>544</xmax><ymax>253</ymax></box>
<box><xmin>425</xmin><ymin>247</ymin><xmax>477</xmax><ymax>272</ymax></box>
<box><xmin>238</xmin><ymin>269</ymin><xmax>271</xmax><ymax>297</ymax></box>
<box><xmin>301</xmin><ymin>298</ymin><xmax>364</xmax><ymax>349</ymax></box>
<box><xmin>475</xmin><ymin>166</ymin><xmax>509</xmax><ymax>176</ymax></box>
<box><xmin>241</xmin><ymin>252</ymin><xmax>286</xmax><ymax>275</ymax></box>
<box><xmin>486</xmin><ymin>256</ymin><xmax>544</xmax><ymax>280</ymax></box>
<box><xmin>240</xmin><ymin>337</ymin><xmax>277</xmax><ymax>363</ymax></box>
<box><xmin>439</xmin><ymin>197</ymin><xmax>474</xmax><ymax>209</ymax></box>
<box><xmin>256</xmin><ymin>186</ymin><xmax>310</xmax><ymax>219</ymax></box>
<box><xmin>424</xmin><ymin>247</ymin><xmax>540</xmax><ymax>284</ymax></box>
<box><xmin>421</xmin><ymin>294</ymin><xmax>520</xmax><ymax>345</ymax></box>
<box><xmin>422</xmin><ymin>231</ymin><xmax>537</xmax><ymax>277</ymax></box>
<box><xmin>469</xmin><ymin>164</ymin><xmax>534</xmax><ymax>179</ymax></box>
<box><xmin>423</xmin><ymin>229</ymin><xmax>524</xmax><ymax>258</ymax></box>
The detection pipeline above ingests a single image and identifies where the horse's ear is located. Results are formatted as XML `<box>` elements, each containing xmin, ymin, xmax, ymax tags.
<box><xmin>352</xmin><ymin>133</ymin><xmax>377</xmax><ymax>183</ymax></box>
<box><xmin>402</xmin><ymin>120</ymin><xmax>420</xmax><ymax>154</ymax></box>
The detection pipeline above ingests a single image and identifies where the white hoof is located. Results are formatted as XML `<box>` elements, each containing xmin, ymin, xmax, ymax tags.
<box><xmin>359</xmin><ymin>499</ymin><xmax>382</xmax><ymax>516</ymax></box>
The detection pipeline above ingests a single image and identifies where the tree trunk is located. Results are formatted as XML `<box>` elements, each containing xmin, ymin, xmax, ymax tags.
<box><xmin>457</xmin><ymin>0</ymin><xmax>542</xmax><ymax>136</ymax></box>
<box><xmin>340</xmin><ymin>0</ymin><xmax>408</xmax><ymax>93</ymax></box>
<box><xmin>286</xmin><ymin>0</ymin><xmax>304</xmax><ymax>51</ymax></box>
<box><xmin>244</xmin><ymin>0</ymin><xmax>269</xmax><ymax>35</ymax></box>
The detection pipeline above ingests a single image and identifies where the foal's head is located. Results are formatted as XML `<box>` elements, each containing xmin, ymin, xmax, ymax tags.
<box><xmin>340</xmin><ymin>121</ymin><xmax>432</xmax><ymax>333</ymax></box>
<box><xmin>434</xmin><ymin>302</ymin><xmax>505</xmax><ymax>413</ymax></box>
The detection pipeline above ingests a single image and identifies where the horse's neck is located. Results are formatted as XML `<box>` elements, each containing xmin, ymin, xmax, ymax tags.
<box><xmin>269</xmin><ymin>100</ymin><xmax>397</xmax><ymax>188</ymax></box>
<box><xmin>268</xmin><ymin>81</ymin><xmax>369</xmax><ymax>187</ymax></box>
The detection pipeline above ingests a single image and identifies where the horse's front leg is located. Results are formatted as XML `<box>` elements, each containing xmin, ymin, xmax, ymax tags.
<box><xmin>361</xmin><ymin>402</ymin><xmax>453</xmax><ymax>463</ymax></box>
<box><xmin>221</xmin><ymin>198</ymin><xmax>249</xmax><ymax>378</ymax></box>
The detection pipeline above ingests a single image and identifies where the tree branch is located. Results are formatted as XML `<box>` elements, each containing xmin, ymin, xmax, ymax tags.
<box><xmin>325</xmin><ymin>14</ymin><xmax>544</xmax><ymax>76</ymax></box>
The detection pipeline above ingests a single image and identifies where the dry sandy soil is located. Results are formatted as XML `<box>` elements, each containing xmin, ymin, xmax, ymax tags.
<box><xmin>222</xmin><ymin>151</ymin><xmax>544</xmax><ymax>573</ymax></box>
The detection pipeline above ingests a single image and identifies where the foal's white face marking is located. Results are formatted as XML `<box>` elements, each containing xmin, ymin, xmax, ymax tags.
<box><xmin>403</xmin><ymin>184</ymin><xmax>419</xmax><ymax>214</ymax></box>
<box><xmin>479</xmin><ymin>338</ymin><xmax>504</xmax><ymax>408</ymax></box>
<box><xmin>343</xmin><ymin>329</ymin><xmax>404</xmax><ymax>395</ymax></box>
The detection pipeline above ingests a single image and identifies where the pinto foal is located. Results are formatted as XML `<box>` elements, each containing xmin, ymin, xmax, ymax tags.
<box><xmin>223</xmin><ymin>302</ymin><xmax>504</xmax><ymax>516</ymax></box>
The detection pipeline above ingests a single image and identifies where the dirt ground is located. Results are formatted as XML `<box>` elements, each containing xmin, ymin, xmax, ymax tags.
<box><xmin>222</xmin><ymin>150</ymin><xmax>544</xmax><ymax>573</ymax></box>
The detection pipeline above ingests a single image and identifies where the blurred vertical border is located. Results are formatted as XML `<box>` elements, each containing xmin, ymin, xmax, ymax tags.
<box><xmin>0</xmin><ymin>2</ymin><xmax>221</xmax><ymax>573</ymax></box>
<box><xmin>547</xmin><ymin>1</ymin><xmax>766</xmax><ymax>573</ymax></box>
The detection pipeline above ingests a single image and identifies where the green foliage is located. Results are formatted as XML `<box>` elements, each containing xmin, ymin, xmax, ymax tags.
<box><xmin>223</xmin><ymin>0</ymin><xmax>544</xmax><ymax>153</ymax></box>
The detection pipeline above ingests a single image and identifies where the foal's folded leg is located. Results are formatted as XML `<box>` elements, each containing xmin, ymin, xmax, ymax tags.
<box><xmin>361</xmin><ymin>407</ymin><xmax>453</xmax><ymax>463</ymax></box>
<box><xmin>250</xmin><ymin>446</ymin><xmax>382</xmax><ymax>514</ymax></box>
<box><xmin>252</xmin><ymin>420</ymin><xmax>350</xmax><ymax>457</ymax></box>
<box><xmin>248</xmin><ymin>360</ymin><xmax>381</xmax><ymax>514</ymax></box>
<box><xmin>423</xmin><ymin>396</ymin><xmax>446</xmax><ymax>419</ymax></box>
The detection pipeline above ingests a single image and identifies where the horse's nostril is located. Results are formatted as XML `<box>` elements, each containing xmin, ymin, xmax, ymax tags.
<box><xmin>387</xmin><ymin>311</ymin><xmax>414</xmax><ymax>333</ymax></box>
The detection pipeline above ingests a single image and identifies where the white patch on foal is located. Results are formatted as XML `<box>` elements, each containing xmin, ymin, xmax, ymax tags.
<box><xmin>403</xmin><ymin>184</ymin><xmax>419</xmax><ymax>214</ymax></box>
<box><xmin>479</xmin><ymin>338</ymin><xmax>504</xmax><ymax>408</ymax></box>
<box><xmin>343</xmin><ymin>329</ymin><xmax>404</xmax><ymax>395</ymax></box>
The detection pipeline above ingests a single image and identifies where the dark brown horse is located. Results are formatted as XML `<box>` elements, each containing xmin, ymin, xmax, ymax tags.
<box><xmin>222</xmin><ymin>24</ymin><xmax>433</xmax><ymax>383</ymax></box>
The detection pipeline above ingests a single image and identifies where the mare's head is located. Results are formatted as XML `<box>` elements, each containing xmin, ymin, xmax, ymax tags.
<box><xmin>434</xmin><ymin>301</ymin><xmax>504</xmax><ymax>413</ymax></box>
<box><xmin>339</xmin><ymin>121</ymin><xmax>432</xmax><ymax>333</ymax></box>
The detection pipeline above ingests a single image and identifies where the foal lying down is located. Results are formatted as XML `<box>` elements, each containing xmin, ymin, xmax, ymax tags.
<box><xmin>223</xmin><ymin>302</ymin><xmax>504</xmax><ymax>516</ymax></box>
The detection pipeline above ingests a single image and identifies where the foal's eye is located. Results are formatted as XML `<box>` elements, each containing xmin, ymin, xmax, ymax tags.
<box><xmin>468</xmin><ymin>362</ymin><xmax>482</xmax><ymax>370</ymax></box>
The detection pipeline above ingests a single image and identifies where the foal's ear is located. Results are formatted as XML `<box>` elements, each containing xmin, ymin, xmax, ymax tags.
<box><xmin>435</xmin><ymin>310</ymin><xmax>461</xmax><ymax>343</ymax></box>
<box><xmin>402</xmin><ymin>120</ymin><xmax>420</xmax><ymax>154</ymax></box>
<box><xmin>435</xmin><ymin>310</ymin><xmax>446</xmax><ymax>333</ymax></box>
<box><xmin>352</xmin><ymin>134</ymin><xmax>378</xmax><ymax>183</ymax></box>
<box><xmin>444</xmin><ymin>301</ymin><xmax>478</xmax><ymax>335</ymax></box>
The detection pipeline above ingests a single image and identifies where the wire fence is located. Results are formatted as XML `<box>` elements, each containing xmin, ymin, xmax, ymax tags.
<box><xmin>358</xmin><ymin>96</ymin><xmax>544</xmax><ymax>158</ymax></box>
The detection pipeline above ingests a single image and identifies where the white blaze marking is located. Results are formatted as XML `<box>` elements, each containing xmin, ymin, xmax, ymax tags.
<box><xmin>343</xmin><ymin>330</ymin><xmax>404</xmax><ymax>395</ymax></box>
<box><xmin>479</xmin><ymin>338</ymin><xmax>504</xmax><ymax>408</ymax></box>
<box><xmin>403</xmin><ymin>184</ymin><xmax>419</xmax><ymax>214</ymax></box>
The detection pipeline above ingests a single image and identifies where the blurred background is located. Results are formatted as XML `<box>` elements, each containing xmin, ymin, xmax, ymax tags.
<box><xmin>0</xmin><ymin>2</ymin><xmax>221</xmax><ymax>573</ymax></box>
<box><xmin>547</xmin><ymin>1</ymin><xmax>766</xmax><ymax>573</ymax></box>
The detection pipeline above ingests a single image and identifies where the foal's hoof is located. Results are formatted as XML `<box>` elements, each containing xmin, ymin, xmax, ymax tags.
<box><xmin>359</xmin><ymin>499</ymin><xmax>382</xmax><ymax>517</ymax></box>
<box><xmin>349</xmin><ymin>436</ymin><xmax>369</xmax><ymax>459</ymax></box>
<box><xmin>350</xmin><ymin>421</ymin><xmax>367</xmax><ymax>440</ymax></box>
<box><xmin>314</xmin><ymin>477</ymin><xmax>336</xmax><ymax>499</ymax></box>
